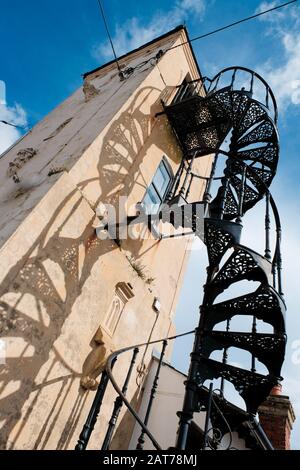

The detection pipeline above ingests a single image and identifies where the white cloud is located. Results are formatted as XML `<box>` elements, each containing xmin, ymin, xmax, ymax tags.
<box><xmin>256</xmin><ymin>1</ymin><xmax>300</xmax><ymax>110</ymax></box>
<box><xmin>282</xmin><ymin>376</ymin><xmax>300</xmax><ymax>413</ymax></box>
<box><xmin>0</xmin><ymin>102</ymin><xmax>27</xmax><ymax>155</ymax></box>
<box><xmin>179</xmin><ymin>0</ymin><xmax>206</xmax><ymax>16</ymax></box>
<box><xmin>93</xmin><ymin>0</ymin><xmax>206</xmax><ymax>60</ymax></box>
<box><xmin>256</xmin><ymin>1</ymin><xmax>296</xmax><ymax>22</ymax></box>
<box><xmin>258</xmin><ymin>32</ymin><xmax>300</xmax><ymax>110</ymax></box>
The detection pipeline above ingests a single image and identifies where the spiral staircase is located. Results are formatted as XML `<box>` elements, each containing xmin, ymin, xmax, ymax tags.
<box><xmin>76</xmin><ymin>67</ymin><xmax>286</xmax><ymax>451</ymax></box>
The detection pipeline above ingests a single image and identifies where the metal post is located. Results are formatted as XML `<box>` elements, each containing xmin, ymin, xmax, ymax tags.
<box><xmin>75</xmin><ymin>357</ymin><xmax>117</xmax><ymax>451</ymax></box>
<box><xmin>185</xmin><ymin>173</ymin><xmax>194</xmax><ymax>200</ymax></box>
<box><xmin>251</xmin><ymin>317</ymin><xmax>257</xmax><ymax>373</ymax></box>
<box><xmin>203</xmin><ymin>383</ymin><xmax>213</xmax><ymax>449</ymax></box>
<box><xmin>272</xmin><ymin>262</ymin><xmax>277</xmax><ymax>290</ymax></box>
<box><xmin>265</xmin><ymin>86</ymin><xmax>269</xmax><ymax>109</ymax></box>
<box><xmin>179</xmin><ymin>152</ymin><xmax>196</xmax><ymax>199</ymax></box>
<box><xmin>276</xmin><ymin>226</ymin><xmax>284</xmax><ymax>297</ymax></box>
<box><xmin>250</xmin><ymin>72</ymin><xmax>254</xmax><ymax>95</ymax></box>
<box><xmin>218</xmin><ymin>172</ymin><xmax>230</xmax><ymax>220</ymax></box>
<box><xmin>175</xmin><ymin>326</ymin><xmax>203</xmax><ymax>450</ymax></box>
<box><xmin>203</xmin><ymin>153</ymin><xmax>219</xmax><ymax>213</ymax></box>
<box><xmin>136</xmin><ymin>340</ymin><xmax>168</xmax><ymax>450</ymax></box>
<box><xmin>236</xmin><ymin>166</ymin><xmax>246</xmax><ymax>224</ymax></box>
<box><xmin>168</xmin><ymin>159</ymin><xmax>184</xmax><ymax>202</ymax></box>
<box><xmin>265</xmin><ymin>192</ymin><xmax>271</xmax><ymax>260</ymax></box>
<box><xmin>101</xmin><ymin>347</ymin><xmax>139</xmax><ymax>450</ymax></box>
<box><xmin>220</xmin><ymin>319</ymin><xmax>230</xmax><ymax>396</ymax></box>
<box><xmin>230</xmin><ymin>69</ymin><xmax>236</xmax><ymax>89</ymax></box>
<box><xmin>211</xmin><ymin>73</ymin><xmax>221</xmax><ymax>93</ymax></box>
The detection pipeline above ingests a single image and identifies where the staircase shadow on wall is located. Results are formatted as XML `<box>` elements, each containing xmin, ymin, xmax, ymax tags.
<box><xmin>0</xmin><ymin>84</ymin><xmax>179</xmax><ymax>449</ymax></box>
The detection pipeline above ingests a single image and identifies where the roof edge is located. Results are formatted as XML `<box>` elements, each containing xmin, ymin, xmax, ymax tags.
<box><xmin>83</xmin><ymin>25</ymin><xmax>201</xmax><ymax>80</ymax></box>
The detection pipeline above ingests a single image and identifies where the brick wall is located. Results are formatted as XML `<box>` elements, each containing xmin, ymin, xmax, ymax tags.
<box><xmin>258</xmin><ymin>386</ymin><xmax>295</xmax><ymax>450</ymax></box>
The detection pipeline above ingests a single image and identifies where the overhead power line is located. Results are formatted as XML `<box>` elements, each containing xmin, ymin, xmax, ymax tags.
<box><xmin>94</xmin><ymin>0</ymin><xmax>298</xmax><ymax>78</ymax></box>
<box><xmin>97</xmin><ymin>0</ymin><xmax>121</xmax><ymax>72</ymax></box>
<box><xmin>169</xmin><ymin>0</ymin><xmax>298</xmax><ymax>50</ymax></box>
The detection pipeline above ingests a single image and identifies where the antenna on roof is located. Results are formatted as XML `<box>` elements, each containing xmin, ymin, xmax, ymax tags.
<box><xmin>97</xmin><ymin>0</ymin><xmax>122</xmax><ymax>75</ymax></box>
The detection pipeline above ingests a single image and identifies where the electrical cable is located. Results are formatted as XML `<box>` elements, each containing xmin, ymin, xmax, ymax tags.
<box><xmin>113</xmin><ymin>0</ymin><xmax>298</xmax><ymax>78</ymax></box>
<box><xmin>4</xmin><ymin>2</ymin><xmax>297</xmax><ymax>133</ymax></box>
<box><xmin>97</xmin><ymin>0</ymin><xmax>121</xmax><ymax>72</ymax></box>
<box><xmin>169</xmin><ymin>0</ymin><xmax>298</xmax><ymax>51</ymax></box>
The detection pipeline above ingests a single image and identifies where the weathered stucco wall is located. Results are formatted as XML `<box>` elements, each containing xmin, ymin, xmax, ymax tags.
<box><xmin>0</xmin><ymin>28</ymin><xmax>211</xmax><ymax>449</ymax></box>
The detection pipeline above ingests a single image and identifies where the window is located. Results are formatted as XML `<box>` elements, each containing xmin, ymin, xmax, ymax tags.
<box><xmin>172</xmin><ymin>75</ymin><xmax>195</xmax><ymax>104</ymax></box>
<box><xmin>142</xmin><ymin>158</ymin><xmax>173</xmax><ymax>214</ymax></box>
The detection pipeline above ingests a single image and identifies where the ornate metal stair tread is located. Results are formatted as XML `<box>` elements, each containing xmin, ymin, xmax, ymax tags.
<box><xmin>197</xmin><ymin>357</ymin><xmax>279</xmax><ymax>413</ymax></box>
<box><xmin>209</xmin><ymin>244</ymin><xmax>272</xmax><ymax>293</ymax></box>
<box><xmin>237</xmin><ymin>144</ymin><xmax>278</xmax><ymax>170</ymax></box>
<box><xmin>204</xmin><ymin>218</ymin><xmax>242</xmax><ymax>267</ymax></box>
<box><xmin>236</xmin><ymin>120</ymin><xmax>277</xmax><ymax>148</ymax></box>
<box><xmin>204</xmin><ymin>284</ymin><xmax>286</xmax><ymax>331</ymax></box>
<box><xmin>234</xmin><ymin>101</ymin><xmax>268</xmax><ymax>139</ymax></box>
<box><xmin>201</xmin><ymin>331</ymin><xmax>286</xmax><ymax>376</ymax></box>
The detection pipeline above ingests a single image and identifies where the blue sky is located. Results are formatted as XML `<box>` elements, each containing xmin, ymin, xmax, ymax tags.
<box><xmin>0</xmin><ymin>0</ymin><xmax>300</xmax><ymax>449</ymax></box>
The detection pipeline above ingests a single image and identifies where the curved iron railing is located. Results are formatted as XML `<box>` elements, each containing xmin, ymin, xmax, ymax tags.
<box><xmin>76</xmin><ymin>330</ymin><xmax>194</xmax><ymax>450</ymax></box>
<box><xmin>76</xmin><ymin>329</ymin><xmax>241</xmax><ymax>451</ymax></box>
<box><xmin>207</xmin><ymin>66</ymin><xmax>278</xmax><ymax>123</ymax></box>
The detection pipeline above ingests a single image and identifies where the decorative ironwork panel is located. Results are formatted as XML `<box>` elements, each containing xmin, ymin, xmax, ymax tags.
<box><xmin>196</xmin><ymin>357</ymin><xmax>278</xmax><ymax>414</ymax></box>
<box><xmin>210</xmin><ymin>247</ymin><xmax>270</xmax><ymax>293</ymax></box>
<box><xmin>235</xmin><ymin>101</ymin><xmax>267</xmax><ymax>139</ymax></box>
<box><xmin>204</xmin><ymin>219</ymin><xmax>241</xmax><ymax>267</ymax></box>
<box><xmin>237</xmin><ymin>119</ymin><xmax>276</xmax><ymax>147</ymax></box>
<box><xmin>201</xmin><ymin>331</ymin><xmax>286</xmax><ymax>376</ymax></box>
<box><xmin>204</xmin><ymin>285</ymin><xmax>286</xmax><ymax>331</ymax></box>
<box><xmin>237</xmin><ymin>143</ymin><xmax>278</xmax><ymax>170</ymax></box>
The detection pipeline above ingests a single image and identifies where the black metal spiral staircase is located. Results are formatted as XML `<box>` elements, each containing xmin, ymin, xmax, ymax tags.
<box><xmin>76</xmin><ymin>67</ymin><xmax>286</xmax><ymax>451</ymax></box>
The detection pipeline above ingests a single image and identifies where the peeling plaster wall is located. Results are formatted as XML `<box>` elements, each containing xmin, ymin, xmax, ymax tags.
<box><xmin>0</xmin><ymin>29</ymin><xmax>212</xmax><ymax>450</ymax></box>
